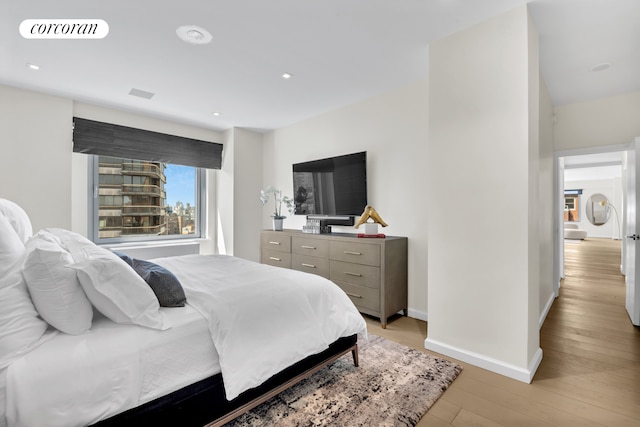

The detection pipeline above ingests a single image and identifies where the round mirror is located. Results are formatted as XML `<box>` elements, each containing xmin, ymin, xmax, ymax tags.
<box><xmin>585</xmin><ymin>193</ymin><xmax>610</xmax><ymax>226</ymax></box>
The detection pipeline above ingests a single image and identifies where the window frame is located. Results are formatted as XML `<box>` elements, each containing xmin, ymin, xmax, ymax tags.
<box><xmin>89</xmin><ymin>155</ymin><xmax>207</xmax><ymax>244</ymax></box>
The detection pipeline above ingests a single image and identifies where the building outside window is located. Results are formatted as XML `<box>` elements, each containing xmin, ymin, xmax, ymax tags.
<box><xmin>91</xmin><ymin>155</ymin><xmax>203</xmax><ymax>242</ymax></box>
<box><xmin>564</xmin><ymin>189</ymin><xmax>582</xmax><ymax>222</ymax></box>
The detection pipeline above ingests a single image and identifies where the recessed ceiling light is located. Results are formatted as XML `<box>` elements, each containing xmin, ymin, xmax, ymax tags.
<box><xmin>591</xmin><ymin>62</ymin><xmax>612</xmax><ymax>72</ymax></box>
<box><xmin>26</xmin><ymin>63</ymin><xmax>39</xmax><ymax>70</ymax></box>
<box><xmin>282</xmin><ymin>73</ymin><xmax>293</xmax><ymax>79</ymax></box>
<box><xmin>176</xmin><ymin>25</ymin><xmax>212</xmax><ymax>45</ymax></box>
<box><xmin>212</xmin><ymin>112</ymin><xmax>221</xmax><ymax>117</ymax></box>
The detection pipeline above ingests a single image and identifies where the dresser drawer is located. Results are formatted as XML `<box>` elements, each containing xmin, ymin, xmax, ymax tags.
<box><xmin>334</xmin><ymin>281</ymin><xmax>380</xmax><ymax>313</ymax></box>
<box><xmin>261</xmin><ymin>249</ymin><xmax>291</xmax><ymax>268</ymax></box>
<box><xmin>330</xmin><ymin>241</ymin><xmax>380</xmax><ymax>266</ymax></box>
<box><xmin>330</xmin><ymin>260</ymin><xmax>380</xmax><ymax>289</ymax></box>
<box><xmin>291</xmin><ymin>254</ymin><xmax>330</xmax><ymax>278</ymax></box>
<box><xmin>261</xmin><ymin>232</ymin><xmax>291</xmax><ymax>253</ymax></box>
<box><xmin>292</xmin><ymin>237</ymin><xmax>330</xmax><ymax>258</ymax></box>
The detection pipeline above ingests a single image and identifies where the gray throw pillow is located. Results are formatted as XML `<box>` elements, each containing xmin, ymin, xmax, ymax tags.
<box><xmin>113</xmin><ymin>252</ymin><xmax>186</xmax><ymax>307</ymax></box>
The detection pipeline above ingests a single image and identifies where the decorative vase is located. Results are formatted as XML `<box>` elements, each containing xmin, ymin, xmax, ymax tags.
<box><xmin>272</xmin><ymin>218</ymin><xmax>284</xmax><ymax>231</ymax></box>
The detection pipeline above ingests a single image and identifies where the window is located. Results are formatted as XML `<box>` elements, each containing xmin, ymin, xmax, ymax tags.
<box><xmin>564</xmin><ymin>189</ymin><xmax>582</xmax><ymax>222</ymax></box>
<box><xmin>73</xmin><ymin>117</ymin><xmax>222</xmax><ymax>243</ymax></box>
<box><xmin>564</xmin><ymin>197</ymin><xmax>575</xmax><ymax>210</ymax></box>
<box><xmin>90</xmin><ymin>155</ymin><xmax>206</xmax><ymax>243</ymax></box>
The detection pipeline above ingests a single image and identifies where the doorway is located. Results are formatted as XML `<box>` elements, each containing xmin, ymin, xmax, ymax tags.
<box><xmin>555</xmin><ymin>145</ymin><xmax>627</xmax><ymax>292</ymax></box>
<box><xmin>563</xmin><ymin>152</ymin><xmax>623</xmax><ymax>242</ymax></box>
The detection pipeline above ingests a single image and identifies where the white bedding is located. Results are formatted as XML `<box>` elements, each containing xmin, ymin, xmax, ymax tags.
<box><xmin>4</xmin><ymin>254</ymin><xmax>367</xmax><ymax>426</ymax></box>
<box><xmin>5</xmin><ymin>306</ymin><xmax>218</xmax><ymax>427</ymax></box>
<box><xmin>153</xmin><ymin>255</ymin><xmax>367</xmax><ymax>400</ymax></box>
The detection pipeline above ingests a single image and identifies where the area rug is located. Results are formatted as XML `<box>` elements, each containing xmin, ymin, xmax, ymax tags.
<box><xmin>224</xmin><ymin>334</ymin><xmax>462</xmax><ymax>427</ymax></box>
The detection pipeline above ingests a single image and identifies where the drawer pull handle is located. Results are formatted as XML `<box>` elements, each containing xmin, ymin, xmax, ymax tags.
<box><xmin>269</xmin><ymin>241</ymin><xmax>281</xmax><ymax>245</ymax></box>
<box><xmin>345</xmin><ymin>292</ymin><xmax>362</xmax><ymax>299</ymax></box>
<box><xmin>269</xmin><ymin>257</ymin><xmax>282</xmax><ymax>261</ymax></box>
<box><xmin>301</xmin><ymin>245</ymin><xmax>316</xmax><ymax>249</ymax></box>
<box><xmin>344</xmin><ymin>251</ymin><xmax>362</xmax><ymax>256</ymax></box>
<box><xmin>302</xmin><ymin>263</ymin><xmax>316</xmax><ymax>268</ymax></box>
<box><xmin>345</xmin><ymin>272</ymin><xmax>362</xmax><ymax>277</ymax></box>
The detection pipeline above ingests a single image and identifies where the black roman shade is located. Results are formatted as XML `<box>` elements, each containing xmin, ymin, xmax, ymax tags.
<box><xmin>72</xmin><ymin>117</ymin><xmax>223</xmax><ymax>169</ymax></box>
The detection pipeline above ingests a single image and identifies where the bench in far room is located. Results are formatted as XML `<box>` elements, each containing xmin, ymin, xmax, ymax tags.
<box><xmin>564</xmin><ymin>223</ymin><xmax>587</xmax><ymax>240</ymax></box>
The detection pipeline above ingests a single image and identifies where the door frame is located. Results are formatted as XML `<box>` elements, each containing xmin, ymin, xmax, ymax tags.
<box><xmin>623</xmin><ymin>137</ymin><xmax>640</xmax><ymax>325</ymax></box>
<box><xmin>553</xmin><ymin>143</ymin><xmax>629</xmax><ymax>295</ymax></box>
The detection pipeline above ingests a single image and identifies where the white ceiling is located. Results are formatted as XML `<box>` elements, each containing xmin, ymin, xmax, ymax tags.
<box><xmin>563</xmin><ymin>151</ymin><xmax>623</xmax><ymax>168</ymax></box>
<box><xmin>1</xmin><ymin>0</ymin><xmax>638</xmax><ymax>132</ymax></box>
<box><xmin>563</xmin><ymin>150</ymin><xmax>624</xmax><ymax>181</ymax></box>
<box><xmin>564</xmin><ymin>164</ymin><xmax>622</xmax><ymax>182</ymax></box>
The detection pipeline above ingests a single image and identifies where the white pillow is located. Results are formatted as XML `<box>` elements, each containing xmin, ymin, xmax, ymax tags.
<box><xmin>0</xmin><ymin>214</ymin><xmax>24</xmax><ymax>256</ymax></box>
<box><xmin>43</xmin><ymin>228</ymin><xmax>95</xmax><ymax>263</ymax></box>
<box><xmin>0</xmin><ymin>260</ymin><xmax>48</xmax><ymax>369</ymax></box>
<box><xmin>0</xmin><ymin>214</ymin><xmax>25</xmax><ymax>283</ymax></box>
<box><xmin>0</xmin><ymin>198</ymin><xmax>32</xmax><ymax>243</ymax></box>
<box><xmin>23</xmin><ymin>232</ymin><xmax>93</xmax><ymax>335</ymax></box>
<box><xmin>69</xmin><ymin>246</ymin><xmax>170</xmax><ymax>331</ymax></box>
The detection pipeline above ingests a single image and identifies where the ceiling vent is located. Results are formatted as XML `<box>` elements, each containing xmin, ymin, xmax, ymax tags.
<box><xmin>591</xmin><ymin>62</ymin><xmax>612</xmax><ymax>72</ymax></box>
<box><xmin>129</xmin><ymin>88</ymin><xmax>155</xmax><ymax>99</ymax></box>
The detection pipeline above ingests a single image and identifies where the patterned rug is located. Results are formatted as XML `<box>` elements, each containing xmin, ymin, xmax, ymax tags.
<box><xmin>224</xmin><ymin>334</ymin><xmax>462</xmax><ymax>427</ymax></box>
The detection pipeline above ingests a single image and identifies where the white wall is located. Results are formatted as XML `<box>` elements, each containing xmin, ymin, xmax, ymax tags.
<box><xmin>262</xmin><ymin>79</ymin><xmax>429</xmax><ymax>319</ymax></box>
<box><xmin>554</xmin><ymin>92</ymin><xmax>640</xmax><ymax>151</ymax></box>
<box><xmin>0</xmin><ymin>85</ymin><xmax>73</xmax><ymax>232</ymax></box>
<box><xmin>217</xmin><ymin>127</ymin><xmax>264</xmax><ymax>261</ymax></box>
<box><xmin>526</xmin><ymin>9</ymin><xmax>542</xmax><ymax>363</ymax></box>
<box><xmin>426</xmin><ymin>5</ymin><xmax>542</xmax><ymax>382</ymax></box>
<box><xmin>539</xmin><ymin>79</ymin><xmax>556</xmax><ymax>325</ymax></box>
<box><xmin>217</xmin><ymin>129</ymin><xmax>235</xmax><ymax>255</ymax></box>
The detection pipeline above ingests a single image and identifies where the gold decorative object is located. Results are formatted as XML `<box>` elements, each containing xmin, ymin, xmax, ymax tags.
<box><xmin>354</xmin><ymin>205</ymin><xmax>388</xmax><ymax>228</ymax></box>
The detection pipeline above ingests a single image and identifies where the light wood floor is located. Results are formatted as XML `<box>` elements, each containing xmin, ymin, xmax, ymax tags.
<box><xmin>365</xmin><ymin>237</ymin><xmax>640</xmax><ymax>426</ymax></box>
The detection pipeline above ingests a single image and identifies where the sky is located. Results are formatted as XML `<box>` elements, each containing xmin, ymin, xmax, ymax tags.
<box><xmin>164</xmin><ymin>164</ymin><xmax>196</xmax><ymax>207</ymax></box>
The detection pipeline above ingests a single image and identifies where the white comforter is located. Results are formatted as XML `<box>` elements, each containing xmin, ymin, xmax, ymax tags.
<box><xmin>153</xmin><ymin>254</ymin><xmax>367</xmax><ymax>400</ymax></box>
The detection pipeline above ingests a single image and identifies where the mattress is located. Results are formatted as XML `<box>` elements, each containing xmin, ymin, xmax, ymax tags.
<box><xmin>4</xmin><ymin>305</ymin><xmax>219</xmax><ymax>427</ymax></box>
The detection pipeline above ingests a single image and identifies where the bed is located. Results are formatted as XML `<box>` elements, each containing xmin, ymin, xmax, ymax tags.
<box><xmin>0</xmin><ymin>199</ymin><xmax>367</xmax><ymax>427</ymax></box>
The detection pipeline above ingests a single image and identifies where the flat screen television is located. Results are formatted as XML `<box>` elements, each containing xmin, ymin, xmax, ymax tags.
<box><xmin>292</xmin><ymin>151</ymin><xmax>367</xmax><ymax>225</ymax></box>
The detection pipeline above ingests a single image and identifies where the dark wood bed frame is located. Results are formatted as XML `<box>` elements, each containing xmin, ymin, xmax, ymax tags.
<box><xmin>92</xmin><ymin>335</ymin><xmax>358</xmax><ymax>427</ymax></box>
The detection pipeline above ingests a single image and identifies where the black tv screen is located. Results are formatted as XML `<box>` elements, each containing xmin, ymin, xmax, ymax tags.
<box><xmin>292</xmin><ymin>151</ymin><xmax>367</xmax><ymax>217</ymax></box>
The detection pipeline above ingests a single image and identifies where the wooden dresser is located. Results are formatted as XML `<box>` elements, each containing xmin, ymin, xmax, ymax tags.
<box><xmin>260</xmin><ymin>229</ymin><xmax>407</xmax><ymax>328</ymax></box>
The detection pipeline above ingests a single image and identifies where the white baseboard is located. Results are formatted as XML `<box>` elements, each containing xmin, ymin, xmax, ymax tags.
<box><xmin>424</xmin><ymin>338</ymin><xmax>543</xmax><ymax>383</ymax></box>
<box><xmin>407</xmin><ymin>308</ymin><xmax>428</xmax><ymax>322</ymax></box>
<box><xmin>539</xmin><ymin>292</ymin><xmax>556</xmax><ymax>329</ymax></box>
